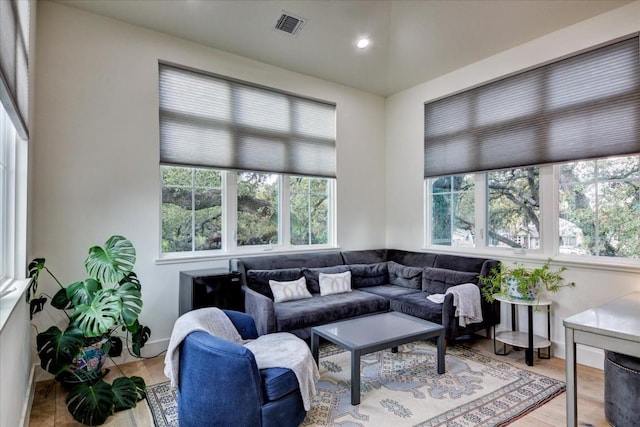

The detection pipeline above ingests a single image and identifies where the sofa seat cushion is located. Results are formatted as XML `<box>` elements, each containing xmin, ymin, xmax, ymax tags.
<box><xmin>359</xmin><ymin>284</ymin><xmax>421</xmax><ymax>299</ymax></box>
<box><xmin>274</xmin><ymin>290</ymin><xmax>389</xmax><ymax>332</ymax></box>
<box><xmin>389</xmin><ymin>292</ymin><xmax>444</xmax><ymax>324</ymax></box>
<box><xmin>260</xmin><ymin>367</ymin><xmax>299</xmax><ymax>402</ymax></box>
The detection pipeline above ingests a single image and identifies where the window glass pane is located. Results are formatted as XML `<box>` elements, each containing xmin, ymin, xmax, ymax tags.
<box><xmin>431</xmin><ymin>175</ymin><xmax>475</xmax><ymax>246</ymax></box>
<box><xmin>237</xmin><ymin>172</ymin><xmax>278</xmax><ymax>246</ymax></box>
<box><xmin>487</xmin><ymin>167</ymin><xmax>540</xmax><ymax>249</ymax></box>
<box><xmin>290</xmin><ymin>176</ymin><xmax>330</xmax><ymax>245</ymax></box>
<box><xmin>161</xmin><ymin>166</ymin><xmax>222</xmax><ymax>253</ymax></box>
<box><xmin>0</xmin><ymin>107</ymin><xmax>7</xmax><ymax>279</ymax></box>
<box><xmin>559</xmin><ymin>156</ymin><xmax>640</xmax><ymax>258</ymax></box>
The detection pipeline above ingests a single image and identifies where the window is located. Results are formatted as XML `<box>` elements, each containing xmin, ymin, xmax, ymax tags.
<box><xmin>430</xmin><ymin>175</ymin><xmax>475</xmax><ymax>247</ymax></box>
<box><xmin>0</xmin><ymin>104</ymin><xmax>11</xmax><ymax>281</ymax></box>
<box><xmin>161</xmin><ymin>166</ymin><xmax>334</xmax><ymax>255</ymax></box>
<box><xmin>161</xmin><ymin>166</ymin><xmax>222</xmax><ymax>253</ymax></box>
<box><xmin>559</xmin><ymin>155</ymin><xmax>640</xmax><ymax>258</ymax></box>
<box><xmin>290</xmin><ymin>176</ymin><xmax>331</xmax><ymax>246</ymax></box>
<box><xmin>158</xmin><ymin>63</ymin><xmax>336</xmax><ymax>257</ymax></box>
<box><xmin>424</xmin><ymin>37</ymin><xmax>640</xmax><ymax>263</ymax></box>
<box><xmin>487</xmin><ymin>167</ymin><xmax>540</xmax><ymax>250</ymax></box>
<box><xmin>427</xmin><ymin>157</ymin><xmax>640</xmax><ymax>261</ymax></box>
<box><xmin>237</xmin><ymin>172</ymin><xmax>279</xmax><ymax>247</ymax></box>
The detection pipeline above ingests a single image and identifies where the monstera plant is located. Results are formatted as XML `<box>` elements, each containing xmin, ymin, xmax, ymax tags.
<box><xmin>27</xmin><ymin>235</ymin><xmax>151</xmax><ymax>426</ymax></box>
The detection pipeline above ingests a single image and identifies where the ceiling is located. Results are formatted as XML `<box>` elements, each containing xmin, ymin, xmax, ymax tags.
<box><xmin>53</xmin><ymin>0</ymin><xmax>632</xmax><ymax>96</ymax></box>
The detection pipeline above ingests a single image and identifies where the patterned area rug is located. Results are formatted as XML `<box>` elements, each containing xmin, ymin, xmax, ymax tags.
<box><xmin>146</xmin><ymin>341</ymin><xmax>565</xmax><ymax>427</ymax></box>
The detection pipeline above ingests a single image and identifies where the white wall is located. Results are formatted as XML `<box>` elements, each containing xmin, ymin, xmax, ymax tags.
<box><xmin>386</xmin><ymin>2</ymin><xmax>640</xmax><ymax>368</ymax></box>
<box><xmin>31</xmin><ymin>1</ymin><xmax>386</xmax><ymax>363</ymax></box>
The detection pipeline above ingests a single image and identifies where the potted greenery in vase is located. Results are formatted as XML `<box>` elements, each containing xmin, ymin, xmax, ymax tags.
<box><xmin>479</xmin><ymin>258</ymin><xmax>575</xmax><ymax>303</ymax></box>
<box><xmin>27</xmin><ymin>235</ymin><xmax>151</xmax><ymax>426</ymax></box>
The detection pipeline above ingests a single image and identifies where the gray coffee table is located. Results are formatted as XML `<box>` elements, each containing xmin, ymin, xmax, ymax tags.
<box><xmin>311</xmin><ymin>311</ymin><xmax>445</xmax><ymax>405</ymax></box>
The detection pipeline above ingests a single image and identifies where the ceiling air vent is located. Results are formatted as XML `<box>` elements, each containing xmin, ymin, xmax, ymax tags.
<box><xmin>275</xmin><ymin>11</ymin><xmax>305</xmax><ymax>36</ymax></box>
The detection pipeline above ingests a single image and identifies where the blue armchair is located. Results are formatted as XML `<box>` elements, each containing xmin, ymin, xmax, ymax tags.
<box><xmin>178</xmin><ymin>310</ymin><xmax>307</xmax><ymax>427</ymax></box>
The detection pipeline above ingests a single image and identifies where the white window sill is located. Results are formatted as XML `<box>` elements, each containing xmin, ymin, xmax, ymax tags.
<box><xmin>155</xmin><ymin>245</ymin><xmax>341</xmax><ymax>266</ymax></box>
<box><xmin>0</xmin><ymin>278</ymin><xmax>31</xmax><ymax>333</ymax></box>
<box><xmin>423</xmin><ymin>245</ymin><xmax>640</xmax><ymax>274</ymax></box>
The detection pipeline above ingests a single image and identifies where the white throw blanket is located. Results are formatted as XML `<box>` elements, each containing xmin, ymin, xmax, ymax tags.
<box><xmin>164</xmin><ymin>307</ymin><xmax>244</xmax><ymax>388</ymax></box>
<box><xmin>427</xmin><ymin>283</ymin><xmax>483</xmax><ymax>327</ymax></box>
<box><xmin>244</xmin><ymin>333</ymin><xmax>320</xmax><ymax>411</ymax></box>
<box><xmin>163</xmin><ymin>308</ymin><xmax>319</xmax><ymax>410</ymax></box>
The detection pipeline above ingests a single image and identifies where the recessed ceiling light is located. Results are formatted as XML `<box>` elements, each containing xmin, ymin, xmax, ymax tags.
<box><xmin>356</xmin><ymin>38</ymin><xmax>370</xmax><ymax>49</ymax></box>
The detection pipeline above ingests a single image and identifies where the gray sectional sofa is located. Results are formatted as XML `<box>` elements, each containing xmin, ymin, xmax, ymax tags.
<box><xmin>230</xmin><ymin>249</ymin><xmax>500</xmax><ymax>342</ymax></box>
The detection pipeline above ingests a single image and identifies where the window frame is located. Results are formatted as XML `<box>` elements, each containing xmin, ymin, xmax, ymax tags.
<box><xmin>425</xmin><ymin>159</ymin><xmax>640</xmax><ymax>268</ymax></box>
<box><xmin>159</xmin><ymin>166</ymin><xmax>337</xmax><ymax>260</ymax></box>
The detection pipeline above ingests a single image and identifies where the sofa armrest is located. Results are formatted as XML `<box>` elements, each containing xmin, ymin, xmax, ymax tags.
<box><xmin>441</xmin><ymin>293</ymin><xmax>457</xmax><ymax>340</ymax></box>
<box><xmin>242</xmin><ymin>285</ymin><xmax>276</xmax><ymax>336</ymax></box>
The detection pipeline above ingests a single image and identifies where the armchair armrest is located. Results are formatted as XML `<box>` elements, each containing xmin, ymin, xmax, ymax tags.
<box><xmin>242</xmin><ymin>285</ymin><xmax>276</xmax><ymax>336</ymax></box>
<box><xmin>223</xmin><ymin>309</ymin><xmax>259</xmax><ymax>340</ymax></box>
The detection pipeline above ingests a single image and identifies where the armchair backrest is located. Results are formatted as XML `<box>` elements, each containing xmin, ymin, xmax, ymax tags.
<box><xmin>179</xmin><ymin>331</ymin><xmax>263</xmax><ymax>427</ymax></box>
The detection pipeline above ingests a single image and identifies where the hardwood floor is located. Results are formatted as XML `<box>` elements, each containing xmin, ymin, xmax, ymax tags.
<box><xmin>29</xmin><ymin>337</ymin><xmax>608</xmax><ymax>426</ymax></box>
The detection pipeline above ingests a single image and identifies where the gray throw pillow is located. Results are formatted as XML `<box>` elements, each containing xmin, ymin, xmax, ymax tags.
<box><xmin>388</xmin><ymin>261</ymin><xmax>423</xmax><ymax>289</ymax></box>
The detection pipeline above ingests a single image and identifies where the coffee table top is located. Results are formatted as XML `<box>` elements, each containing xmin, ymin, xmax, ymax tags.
<box><xmin>312</xmin><ymin>312</ymin><xmax>443</xmax><ymax>350</ymax></box>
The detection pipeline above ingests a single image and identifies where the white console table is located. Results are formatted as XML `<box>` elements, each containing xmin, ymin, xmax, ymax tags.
<box><xmin>563</xmin><ymin>292</ymin><xmax>640</xmax><ymax>427</ymax></box>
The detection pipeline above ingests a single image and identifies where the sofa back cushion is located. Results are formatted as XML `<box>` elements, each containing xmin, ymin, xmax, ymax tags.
<box><xmin>422</xmin><ymin>267</ymin><xmax>479</xmax><ymax>294</ymax></box>
<box><xmin>349</xmin><ymin>262</ymin><xmax>389</xmax><ymax>288</ymax></box>
<box><xmin>303</xmin><ymin>265</ymin><xmax>350</xmax><ymax>294</ymax></box>
<box><xmin>235</xmin><ymin>251</ymin><xmax>344</xmax><ymax>272</ymax></box>
<box><xmin>388</xmin><ymin>261</ymin><xmax>423</xmax><ymax>289</ymax></box>
<box><xmin>340</xmin><ymin>249</ymin><xmax>387</xmax><ymax>265</ymax></box>
<box><xmin>247</xmin><ymin>268</ymin><xmax>303</xmax><ymax>299</ymax></box>
<box><xmin>386</xmin><ymin>250</ymin><xmax>437</xmax><ymax>268</ymax></box>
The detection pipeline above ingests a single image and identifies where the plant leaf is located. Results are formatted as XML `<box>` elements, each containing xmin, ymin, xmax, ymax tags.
<box><xmin>26</xmin><ymin>258</ymin><xmax>46</xmax><ymax>302</ymax></box>
<box><xmin>67</xmin><ymin>279</ymin><xmax>102</xmax><ymax>307</ymax></box>
<box><xmin>120</xmin><ymin>272</ymin><xmax>141</xmax><ymax>290</ymax></box>
<box><xmin>73</xmin><ymin>289</ymin><xmax>122</xmax><ymax>337</ymax></box>
<box><xmin>111</xmin><ymin>377</ymin><xmax>140</xmax><ymax>412</ymax></box>
<box><xmin>66</xmin><ymin>380</ymin><xmax>114</xmax><ymax>426</ymax></box>
<box><xmin>51</xmin><ymin>287</ymin><xmax>73</xmax><ymax>310</ymax></box>
<box><xmin>103</xmin><ymin>336</ymin><xmax>123</xmax><ymax>358</ymax></box>
<box><xmin>131</xmin><ymin>324</ymin><xmax>151</xmax><ymax>357</ymax></box>
<box><xmin>130</xmin><ymin>376</ymin><xmax>147</xmax><ymax>400</ymax></box>
<box><xmin>84</xmin><ymin>235</ymin><xmax>136</xmax><ymax>285</ymax></box>
<box><xmin>36</xmin><ymin>326</ymin><xmax>83</xmax><ymax>376</ymax></box>
<box><xmin>115</xmin><ymin>282</ymin><xmax>142</xmax><ymax>327</ymax></box>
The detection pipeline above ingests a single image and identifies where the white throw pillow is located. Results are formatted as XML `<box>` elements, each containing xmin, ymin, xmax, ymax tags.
<box><xmin>269</xmin><ymin>277</ymin><xmax>313</xmax><ymax>303</ymax></box>
<box><xmin>319</xmin><ymin>271</ymin><xmax>352</xmax><ymax>296</ymax></box>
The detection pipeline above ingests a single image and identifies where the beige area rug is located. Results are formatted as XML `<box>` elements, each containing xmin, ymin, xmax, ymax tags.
<box><xmin>146</xmin><ymin>341</ymin><xmax>564</xmax><ymax>427</ymax></box>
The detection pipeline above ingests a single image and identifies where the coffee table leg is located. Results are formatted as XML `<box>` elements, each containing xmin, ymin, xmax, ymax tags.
<box><xmin>311</xmin><ymin>331</ymin><xmax>319</xmax><ymax>364</ymax></box>
<box><xmin>436</xmin><ymin>332</ymin><xmax>445</xmax><ymax>374</ymax></box>
<box><xmin>351</xmin><ymin>349</ymin><xmax>361</xmax><ymax>405</ymax></box>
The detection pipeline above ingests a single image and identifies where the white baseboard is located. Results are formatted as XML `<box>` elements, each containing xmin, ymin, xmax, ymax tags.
<box><xmin>20</xmin><ymin>364</ymin><xmax>36</xmax><ymax>427</ymax></box>
<box><xmin>552</xmin><ymin>341</ymin><xmax>605</xmax><ymax>370</ymax></box>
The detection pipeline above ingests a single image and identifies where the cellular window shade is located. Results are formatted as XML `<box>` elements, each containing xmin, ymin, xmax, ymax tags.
<box><xmin>0</xmin><ymin>0</ymin><xmax>29</xmax><ymax>139</ymax></box>
<box><xmin>159</xmin><ymin>64</ymin><xmax>337</xmax><ymax>178</ymax></box>
<box><xmin>424</xmin><ymin>37</ymin><xmax>640</xmax><ymax>178</ymax></box>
